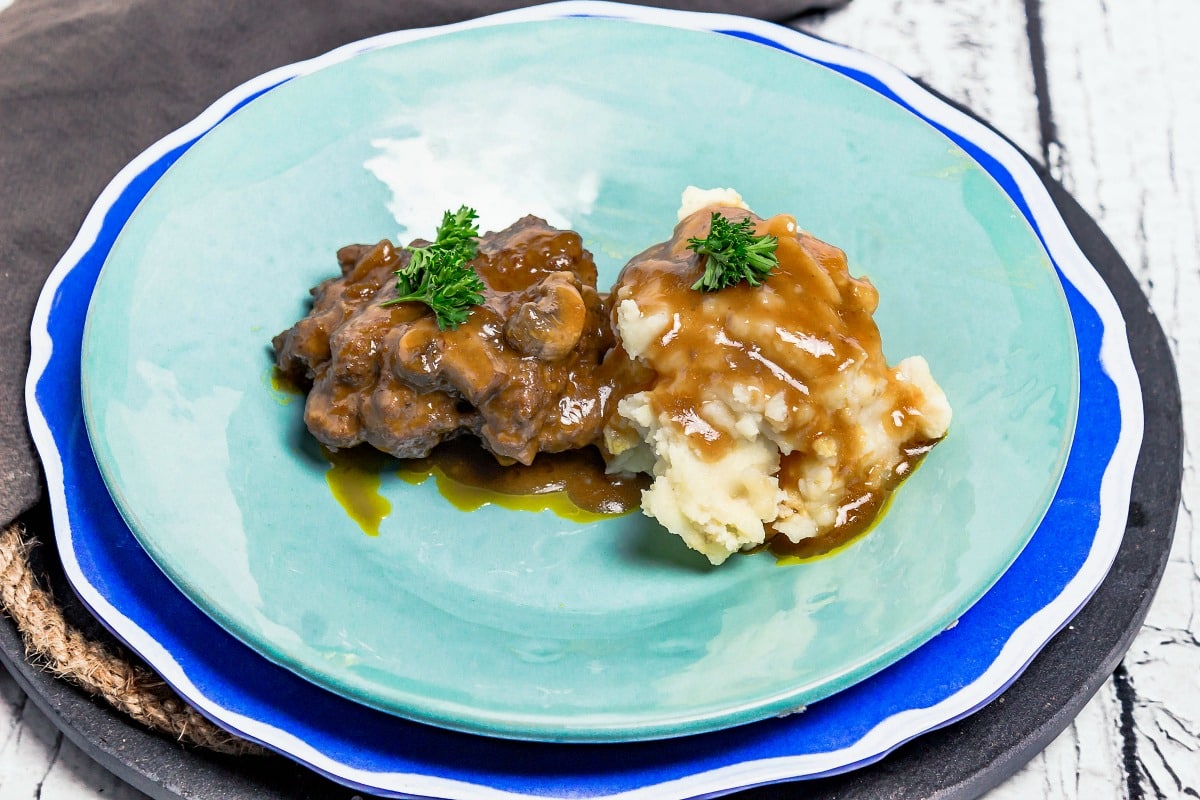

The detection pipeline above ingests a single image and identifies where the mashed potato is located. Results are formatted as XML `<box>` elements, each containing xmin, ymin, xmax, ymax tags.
<box><xmin>603</xmin><ymin>193</ymin><xmax>951</xmax><ymax>565</ymax></box>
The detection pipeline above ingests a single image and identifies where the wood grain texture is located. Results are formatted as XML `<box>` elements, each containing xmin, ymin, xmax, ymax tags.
<box><xmin>0</xmin><ymin>669</ymin><xmax>147</xmax><ymax>799</ymax></box>
<box><xmin>1038</xmin><ymin>3</ymin><xmax>1200</xmax><ymax>798</ymax></box>
<box><xmin>800</xmin><ymin>0</ymin><xmax>1041</xmax><ymax>159</ymax></box>
<box><xmin>805</xmin><ymin>1</ymin><xmax>1198</xmax><ymax>798</ymax></box>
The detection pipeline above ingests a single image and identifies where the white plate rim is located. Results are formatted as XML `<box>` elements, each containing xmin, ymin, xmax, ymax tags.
<box><xmin>25</xmin><ymin>2</ymin><xmax>1143</xmax><ymax>797</ymax></box>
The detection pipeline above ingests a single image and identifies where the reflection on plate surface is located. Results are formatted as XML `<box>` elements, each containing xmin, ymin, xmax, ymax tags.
<box><xmin>76</xmin><ymin>13</ymin><xmax>1080</xmax><ymax>742</ymax></box>
<box><xmin>28</xmin><ymin>3</ymin><xmax>1141</xmax><ymax>795</ymax></box>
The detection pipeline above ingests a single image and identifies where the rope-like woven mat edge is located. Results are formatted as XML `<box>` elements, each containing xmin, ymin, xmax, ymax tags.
<box><xmin>0</xmin><ymin>522</ymin><xmax>264</xmax><ymax>756</ymax></box>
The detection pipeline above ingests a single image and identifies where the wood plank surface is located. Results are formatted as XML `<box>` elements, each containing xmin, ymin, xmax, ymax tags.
<box><xmin>802</xmin><ymin>0</ymin><xmax>1042</xmax><ymax>159</ymax></box>
<box><xmin>1036</xmin><ymin>4</ymin><xmax>1199</xmax><ymax>798</ymax></box>
<box><xmin>0</xmin><ymin>673</ymin><xmax>145</xmax><ymax>799</ymax></box>
<box><xmin>0</xmin><ymin>1</ymin><xmax>1194</xmax><ymax>798</ymax></box>
<box><xmin>804</xmin><ymin>1</ymin><xmax>1198</xmax><ymax>798</ymax></box>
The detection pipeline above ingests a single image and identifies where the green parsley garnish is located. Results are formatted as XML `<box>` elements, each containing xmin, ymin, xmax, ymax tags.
<box><xmin>686</xmin><ymin>212</ymin><xmax>779</xmax><ymax>292</ymax></box>
<box><xmin>382</xmin><ymin>205</ymin><xmax>486</xmax><ymax>330</ymax></box>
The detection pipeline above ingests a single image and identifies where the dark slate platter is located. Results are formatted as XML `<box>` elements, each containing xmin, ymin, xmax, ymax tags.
<box><xmin>0</xmin><ymin>3</ymin><xmax>1182</xmax><ymax>796</ymax></box>
<box><xmin>0</xmin><ymin>153</ymin><xmax>1182</xmax><ymax>800</ymax></box>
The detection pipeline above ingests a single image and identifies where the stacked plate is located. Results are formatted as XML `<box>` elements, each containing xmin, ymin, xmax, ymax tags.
<box><xmin>27</xmin><ymin>2</ymin><xmax>1141</xmax><ymax>797</ymax></box>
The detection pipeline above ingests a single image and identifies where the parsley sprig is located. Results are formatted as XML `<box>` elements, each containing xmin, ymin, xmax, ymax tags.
<box><xmin>382</xmin><ymin>206</ymin><xmax>486</xmax><ymax>330</ymax></box>
<box><xmin>686</xmin><ymin>212</ymin><xmax>779</xmax><ymax>292</ymax></box>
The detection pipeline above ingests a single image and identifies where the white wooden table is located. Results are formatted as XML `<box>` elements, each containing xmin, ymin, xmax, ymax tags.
<box><xmin>1</xmin><ymin>1</ymin><xmax>1195</xmax><ymax>797</ymax></box>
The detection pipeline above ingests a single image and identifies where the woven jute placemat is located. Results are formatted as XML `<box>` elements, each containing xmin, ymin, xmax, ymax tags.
<box><xmin>0</xmin><ymin>522</ymin><xmax>263</xmax><ymax>757</ymax></box>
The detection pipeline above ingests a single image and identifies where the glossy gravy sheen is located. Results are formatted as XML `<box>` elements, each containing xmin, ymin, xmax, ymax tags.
<box><xmin>399</xmin><ymin>439</ymin><xmax>646</xmax><ymax>517</ymax></box>
<box><xmin>767</xmin><ymin>439</ymin><xmax>936</xmax><ymax>559</ymax></box>
<box><xmin>320</xmin><ymin>434</ymin><xmax>917</xmax><ymax>558</ymax></box>
<box><xmin>289</xmin><ymin>209</ymin><xmax>945</xmax><ymax>562</ymax></box>
<box><xmin>321</xmin><ymin>446</ymin><xmax>393</xmax><ymax>537</ymax></box>
<box><xmin>318</xmin><ymin>439</ymin><xmax>646</xmax><ymax>535</ymax></box>
<box><xmin>604</xmin><ymin>207</ymin><xmax>944</xmax><ymax>557</ymax></box>
<box><xmin>611</xmin><ymin>210</ymin><xmax>927</xmax><ymax>462</ymax></box>
<box><xmin>273</xmin><ymin>217</ymin><xmax>619</xmax><ymax>467</ymax></box>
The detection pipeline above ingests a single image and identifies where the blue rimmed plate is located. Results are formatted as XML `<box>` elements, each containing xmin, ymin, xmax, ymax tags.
<box><xmin>28</xmin><ymin>1</ymin><xmax>1140</xmax><ymax>795</ymax></box>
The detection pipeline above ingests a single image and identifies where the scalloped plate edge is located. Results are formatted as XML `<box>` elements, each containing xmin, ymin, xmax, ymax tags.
<box><xmin>25</xmin><ymin>2</ymin><xmax>1143</xmax><ymax>798</ymax></box>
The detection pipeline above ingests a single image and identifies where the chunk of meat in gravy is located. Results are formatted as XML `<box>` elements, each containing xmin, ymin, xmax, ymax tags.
<box><xmin>272</xmin><ymin>216</ymin><xmax>618</xmax><ymax>464</ymax></box>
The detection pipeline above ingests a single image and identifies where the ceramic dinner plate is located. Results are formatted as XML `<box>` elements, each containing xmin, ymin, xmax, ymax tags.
<box><xmin>77</xmin><ymin>7</ymin><xmax>1076</xmax><ymax>743</ymax></box>
<box><xmin>29</xmin><ymin>3</ymin><xmax>1140</xmax><ymax>796</ymax></box>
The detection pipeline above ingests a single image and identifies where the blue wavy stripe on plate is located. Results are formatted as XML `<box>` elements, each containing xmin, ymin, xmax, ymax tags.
<box><xmin>26</xmin><ymin>2</ymin><xmax>1140</xmax><ymax>797</ymax></box>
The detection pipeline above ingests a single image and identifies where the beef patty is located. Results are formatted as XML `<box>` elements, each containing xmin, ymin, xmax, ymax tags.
<box><xmin>273</xmin><ymin>216</ymin><xmax>619</xmax><ymax>464</ymax></box>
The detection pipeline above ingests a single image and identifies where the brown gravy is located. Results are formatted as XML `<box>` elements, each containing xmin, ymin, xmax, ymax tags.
<box><xmin>290</xmin><ymin>209</ymin><xmax>944</xmax><ymax>562</ymax></box>
<box><xmin>318</xmin><ymin>439</ymin><xmax>647</xmax><ymax>535</ymax></box>
<box><xmin>273</xmin><ymin>216</ymin><xmax>618</xmax><ymax>467</ymax></box>
<box><xmin>766</xmin><ymin>439</ymin><xmax>936</xmax><ymax>560</ymax></box>
<box><xmin>319</xmin><ymin>430</ymin><xmax>928</xmax><ymax>559</ymax></box>
<box><xmin>321</xmin><ymin>446</ymin><xmax>393</xmax><ymax>537</ymax></box>
<box><xmin>399</xmin><ymin>439</ymin><xmax>647</xmax><ymax>518</ymax></box>
<box><xmin>316</xmin><ymin>405</ymin><xmax>927</xmax><ymax>557</ymax></box>
<box><xmin>609</xmin><ymin>209</ymin><xmax>918</xmax><ymax>465</ymax></box>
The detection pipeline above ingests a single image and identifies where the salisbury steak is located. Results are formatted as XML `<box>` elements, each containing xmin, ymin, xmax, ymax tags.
<box><xmin>273</xmin><ymin>216</ymin><xmax>616</xmax><ymax>464</ymax></box>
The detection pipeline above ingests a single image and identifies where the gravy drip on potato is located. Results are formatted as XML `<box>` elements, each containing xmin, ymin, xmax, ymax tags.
<box><xmin>604</xmin><ymin>206</ymin><xmax>950</xmax><ymax>561</ymax></box>
<box><xmin>273</xmin><ymin>216</ymin><xmax>619</xmax><ymax>465</ymax></box>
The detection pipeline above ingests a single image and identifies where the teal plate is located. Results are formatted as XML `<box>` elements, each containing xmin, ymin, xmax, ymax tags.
<box><xmin>80</xmin><ymin>16</ymin><xmax>1077</xmax><ymax>742</ymax></box>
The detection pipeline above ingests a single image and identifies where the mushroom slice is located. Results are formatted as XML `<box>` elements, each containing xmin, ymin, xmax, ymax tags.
<box><xmin>504</xmin><ymin>272</ymin><xmax>588</xmax><ymax>362</ymax></box>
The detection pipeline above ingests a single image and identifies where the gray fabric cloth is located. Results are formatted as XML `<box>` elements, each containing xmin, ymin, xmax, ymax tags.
<box><xmin>0</xmin><ymin>0</ymin><xmax>846</xmax><ymax>524</ymax></box>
